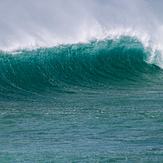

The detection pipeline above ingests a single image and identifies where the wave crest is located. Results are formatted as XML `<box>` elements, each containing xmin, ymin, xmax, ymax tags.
<box><xmin>0</xmin><ymin>37</ymin><xmax>162</xmax><ymax>98</ymax></box>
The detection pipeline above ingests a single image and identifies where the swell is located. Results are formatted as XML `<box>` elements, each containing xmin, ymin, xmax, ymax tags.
<box><xmin>0</xmin><ymin>36</ymin><xmax>162</xmax><ymax>98</ymax></box>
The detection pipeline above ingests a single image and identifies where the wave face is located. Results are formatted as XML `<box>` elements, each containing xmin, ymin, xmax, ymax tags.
<box><xmin>0</xmin><ymin>36</ymin><xmax>163</xmax><ymax>100</ymax></box>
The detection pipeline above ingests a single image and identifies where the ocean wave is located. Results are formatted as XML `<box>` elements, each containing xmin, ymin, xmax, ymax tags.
<box><xmin>0</xmin><ymin>36</ymin><xmax>162</xmax><ymax>99</ymax></box>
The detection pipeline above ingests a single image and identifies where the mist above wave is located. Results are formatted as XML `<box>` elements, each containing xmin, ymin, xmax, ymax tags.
<box><xmin>0</xmin><ymin>0</ymin><xmax>163</xmax><ymax>67</ymax></box>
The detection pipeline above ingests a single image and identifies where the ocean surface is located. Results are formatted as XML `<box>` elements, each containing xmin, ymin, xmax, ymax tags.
<box><xmin>0</xmin><ymin>0</ymin><xmax>163</xmax><ymax>162</ymax></box>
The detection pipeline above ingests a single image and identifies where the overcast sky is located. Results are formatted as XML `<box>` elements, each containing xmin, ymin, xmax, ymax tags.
<box><xmin>0</xmin><ymin>0</ymin><xmax>163</xmax><ymax>51</ymax></box>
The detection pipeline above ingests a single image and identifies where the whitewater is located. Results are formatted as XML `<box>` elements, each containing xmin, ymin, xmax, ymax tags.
<box><xmin>0</xmin><ymin>0</ymin><xmax>163</xmax><ymax>162</ymax></box>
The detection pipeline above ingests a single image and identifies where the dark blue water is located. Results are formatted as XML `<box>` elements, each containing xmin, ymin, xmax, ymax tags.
<box><xmin>0</xmin><ymin>37</ymin><xmax>163</xmax><ymax>162</ymax></box>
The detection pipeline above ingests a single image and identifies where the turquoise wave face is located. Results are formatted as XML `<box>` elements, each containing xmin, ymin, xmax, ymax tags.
<box><xmin>0</xmin><ymin>36</ymin><xmax>162</xmax><ymax>99</ymax></box>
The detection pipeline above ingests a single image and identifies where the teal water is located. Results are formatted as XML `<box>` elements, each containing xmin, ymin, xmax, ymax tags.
<box><xmin>0</xmin><ymin>37</ymin><xmax>163</xmax><ymax>162</ymax></box>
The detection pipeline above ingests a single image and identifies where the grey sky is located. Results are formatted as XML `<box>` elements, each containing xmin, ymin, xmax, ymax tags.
<box><xmin>0</xmin><ymin>0</ymin><xmax>162</xmax><ymax>51</ymax></box>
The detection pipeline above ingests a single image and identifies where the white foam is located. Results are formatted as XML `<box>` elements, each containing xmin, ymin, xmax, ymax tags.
<box><xmin>1</xmin><ymin>0</ymin><xmax>163</xmax><ymax>68</ymax></box>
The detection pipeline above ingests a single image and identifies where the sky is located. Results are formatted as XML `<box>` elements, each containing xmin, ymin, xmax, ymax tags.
<box><xmin>0</xmin><ymin>0</ymin><xmax>163</xmax><ymax>51</ymax></box>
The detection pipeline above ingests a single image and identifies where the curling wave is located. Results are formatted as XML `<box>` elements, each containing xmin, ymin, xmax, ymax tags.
<box><xmin>0</xmin><ymin>36</ymin><xmax>163</xmax><ymax>99</ymax></box>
